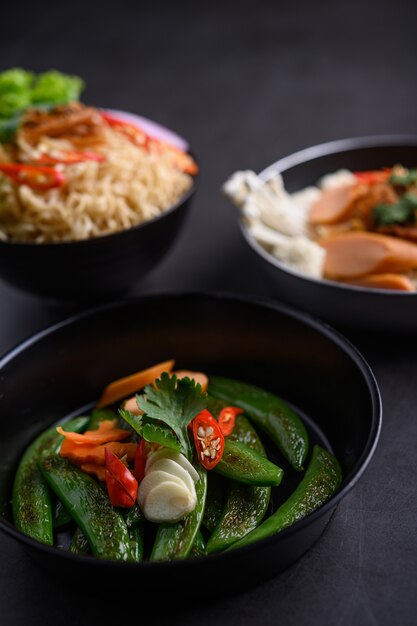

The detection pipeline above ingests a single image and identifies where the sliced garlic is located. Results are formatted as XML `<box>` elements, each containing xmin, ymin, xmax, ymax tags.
<box><xmin>140</xmin><ymin>448</ymin><xmax>199</xmax><ymax>523</ymax></box>
<box><xmin>149</xmin><ymin>458</ymin><xmax>196</xmax><ymax>496</ymax></box>
<box><xmin>145</xmin><ymin>448</ymin><xmax>199</xmax><ymax>482</ymax></box>
<box><xmin>138</xmin><ymin>470</ymin><xmax>185</xmax><ymax>505</ymax></box>
<box><xmin>142</xmin><ymin>481</ymin><xmax>196</xmax><ymax>523</ymax></box>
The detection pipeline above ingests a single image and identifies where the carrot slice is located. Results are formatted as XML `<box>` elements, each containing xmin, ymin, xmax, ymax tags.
<box><xmin>80</xmin><ymin>463</ymin><xmax>107</xmax><ymax>481</ymax></box>
<box><xmin>343</xmin><ymin>273</ymin><xmax>414</xmax><ymax>291</ymax></box>
<box><xmin>123</xmin><ymin>396</ymin><xmax>144</xmax><ymax>416</ymax></box>
<box><xmin>96</xmin><ymin>359</ymin><xmax>175</xmax><ymax>408</ymax></box>
<box><xmin>172</xmin><ymin>370</ymin><xmax>208</xmax><ymax>392</ymax></box>
<box><xmin>321</xmin><ymin>232</ymin><xmax>417</xmax><ymax>279</ymax></box>
<box><xmin>60</xmin><ymin>439</ymin><xmax>137</xmax><ymax>465</ymax></box>
<box><xmin>56</xmin><ymin>424</ymin><xmax>130</xmax><ymax>445</ymax></box>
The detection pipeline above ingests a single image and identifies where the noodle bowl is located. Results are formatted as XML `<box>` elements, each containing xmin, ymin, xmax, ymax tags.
<box><xmin>0</xmin><ymin>105</ymin><xmax>195</xmax><ymax>243</ymax></box>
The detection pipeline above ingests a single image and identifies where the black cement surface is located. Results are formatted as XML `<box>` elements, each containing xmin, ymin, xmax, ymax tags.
<box><xmin>1</xmin><ymin>1</ymin><xmax>416</xmax><ymax>624</ymax></box>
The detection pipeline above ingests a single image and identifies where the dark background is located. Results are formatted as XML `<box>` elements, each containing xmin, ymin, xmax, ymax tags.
<box><xmin>1</xmin><ymin>1</ymin><xmax>417</xmax><ymax>624</ymax></box>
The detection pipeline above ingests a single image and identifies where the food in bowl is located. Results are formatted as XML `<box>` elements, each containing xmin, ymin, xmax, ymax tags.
<box><xmin>224</xmin><ymin>165</ymin><xmax>417</xmax><ymax>291</ymax></box>
<box><xmin>12</xmin><ymin>359</ymin><xmax>341</xmax><ymax>562</ymax></box>
<box><xmin>0</xmin><ymin>68</ymin><xmax>197</xmax><ymax>243</ymax></box>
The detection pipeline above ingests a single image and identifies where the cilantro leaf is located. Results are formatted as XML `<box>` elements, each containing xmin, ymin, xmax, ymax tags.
<box><xmin>389</xmin><ymin>167</ymin><xmax>417</xmax><ymax>187</ymax></box>
<box><xmin>141</xmin><ymin>422</ymin><xmax>182</xmax><ymax>451</ymax></box>
<box><xmin>119</xmin><ymin>409</ymin><xmax>182</xmax><ymax>452</ymax></box>
<box><xmin>373</xmin><ymin>193</ymin><xmax>417</xmax><ymax>226</ymax></box>
<box><xmin>137</xmin><ymin>373</ymin><xmax>208</xmax><ymax>459</ymax></box>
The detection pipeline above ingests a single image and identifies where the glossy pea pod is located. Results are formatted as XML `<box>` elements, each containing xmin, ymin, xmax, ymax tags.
<box><xmin>128</xmin><ymin>525</ymin><xmax>144</xmax><ymax>562</ymax></box>
<box><xmin>150</xmin><ymin>459</ymin><xmax>207</xmax><ymax>561</ymax></box>
<box><xmin>70</xmin><ymin>526</ymin><xmax>91</xmax><ymax>555</ymax></box>
<box><xmin>214</xmin><ymin>439</ymin><xmax>283</xmax><ymax>486</ymax></box>
<box><xmin>209</xmin><ymin>377</ymin><xmax>309</xmax><ymax>471</ymax></box>
<box><xmin>202</xmin><ymin>472</ymin><xmax>224</xmax><ymax>532</ymax></box>
<box><xmin>53</xmin><ymin>498</ymin><xmax>72</xmax><ymax>529</ymax></box>
<box><xmin>12</xmin><ymin>416</ymin><xmax>89</xmax><ymax>545</ymax></box>
<box><xmin>190</xmin><ymin>530</ymin><xmax>206</xmax><ymax>558</ymax></box>
<box><xmin>40</xmin><ymin>455</ymin><xmax>132</xmax><ymax>561</ymax></box>
<box><xmin>228</xmin><ymin>445</ymin><xmax>342</xmax><ymax>551</ymax></box>
<box><xmin>206</xmin><ymin>411</ymin><xmax>271</xmax><ymax>553</ymax></box>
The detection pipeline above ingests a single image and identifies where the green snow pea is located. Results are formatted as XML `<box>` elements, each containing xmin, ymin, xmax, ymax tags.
<box><xmin>70</xmin><ymin>527</ymin><xmax>90</xmax><ymax>555</ymax></box>
<box><xmin>40</xmin><ymin>455</ymin><xmax>131</xmax><ymax>561</ymax></box>
<box><xmin>150</xmin><ymin>459</ymin><xmax>207</xmax><ymax>561</ymax></box>
<box><xmin>228</xmin><ymin>445</ymin><xmax>342</xmax><ymax>551</ymax></box>
<box><xmin>190</xmin><ymin>530</ymin><xmax>206</xmax><ymax>558</ymax></box>
<box><xmin>202</xmin><ymin>473</ymin><xmax>224</xmax><ymax>532</ymax></box>
<box><xmin>129</xmin><ymin>525</ymin><xmax>144</xmax><ymax>562</ymax></box>
<box><xmin>12</xmin><ymin>416</ymin><xmax>88</xmax><ymax>544</ymax></box>
<box><xmin>53</xmin><ymin>498</ymin><xmax>72</xmax><ymax>529</ymax></box>
<box><xmin>206</xmin><ymin>413</ymin><xmax>271</xmax><ymax>553</ymax></box>
<box><xmin>214</xmin><ymin>439</ymin><xmax>283</xmax><ymax>487</ymax></box>
<box><xmin>209</xmin><ymin>376</ymin><xmax>309</xmax><ymax>471</ymax></box>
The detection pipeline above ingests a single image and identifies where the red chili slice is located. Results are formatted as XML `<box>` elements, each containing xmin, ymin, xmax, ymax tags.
<box><xmin>218</xmin><ymin>406</ymin><xmax>244</xmax><ymax>436</ymax></box>
<box><xmin>134</xmin><ymin>439</ymin><xmax>147</xmax><ymax>482</ymax></box>
<box><xmin>35</xmin><ymin>150</ymin><xmax>106</xmax><ymax>165</ymax></box>
<box><xmin>101</xmin><ymin>112</ymin><xmax>150</xmax><ymax>149</ymax></box>
<box><xmin>354</xmin><ymin>170</ymin><xmax>391</xmax><ymax>185</ymax></box>
<box><xmin>105</xmin><ymin>449</ymin><xmax>138</xmax><ymax>508</ymax></box>
<box><xmin>0</xmin><ymin>163</ymin><xmax>65</xmax><ymax>190</ymax></box>
<box><xmin>100</xmin><ymin>112</ymin><xmax>198</xmax><ymax>175</ymax></box>
<box><xmin>192</xmin><ymin>409</ymin><xmax>224</xmax><ymax>470</ymax></box>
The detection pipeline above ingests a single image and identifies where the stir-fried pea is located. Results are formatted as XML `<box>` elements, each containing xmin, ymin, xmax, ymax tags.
<box><xmin>12</xmin><ymin>416</ymin><xmax>88</xmax><ymax>544</ymax></box>
<box><xmin>207</xmin><ymin>413</ymin><xmax>271</xmax><ymax>553</ymax></box>
<box><xmin>70</xmin><ymin>526</ymin><xmax>90</xmax><ymax>555</ymax></box>
<box><xmin>150</xmin><ymin>459</ymin><xmax>207</xmax><ymax>561</ymax></box>
<box><xmin>40</xmin><ymin>455</ymin><xmax>131</xmax><ymax>561</ymax></box>
<box><xmin>209</xmin><ymin>377</ymin><xmax>309</xmax><ymax>471</ymax></box>
<box><xmin>215</xmin><ymin>439</ymin><xmax>283</xmax><ymax>486</ymax></box>
<box><xmin>228</xmin><ymin>446</ymin><xmax>342</xmax><ymax>551</ymax></box>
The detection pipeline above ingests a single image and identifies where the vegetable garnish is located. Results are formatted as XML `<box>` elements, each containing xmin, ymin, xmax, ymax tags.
<box><xmin>389</xmin><ymin>166</ymin><xmax>417</xmax><ymax>187</ymax></box>
<box><xmin>34</xmin><ymin>149</ymin><xmax>106</xmax><ymax>165</ymax></box>
<box><xmin>172</xmin><ymin>370</ymin><xmax>209</xmax><ymax>392</ymax></box>
<box><xmin>60</xmin><ymin>439</ymin><xmax>137</xmax><ymax>466</ymax></box>
<box><xmin>105</xmin><ymin>449</ymin><xmax>138</xmax><ymax>508</ymax></box>
<box><xmin>138</xmin><ymin>448</ymin><xmax>198</xmax><ymax>523</ymax></box>
<box><xmin>354</xmin><ymin>169</ymin><xmax>391</xmax><ymax>185</ymax></box>
<box><xmin>121</xmin><ymin>373</ymin><xmax>207</xmax><ymax>460</ymax></box>
<box><xmin>0</xmin><ymin>68</ymin><xmax>84</xmax><ymax>142</ymax></box>
<box><xmin>218</xmin><ymin>406</ymin><xmax>243</xmax><ymax>436</ymax></box>
<box><xmin>101</xmin><ymin>112</ymin><xmax>151</xmax><ymax>149</ymax></box>
<box><xmin>101</xmin><ymin>111</ymin><xmax>198</xmax><ymax>175</ymax></box>
<box><xmin>192</xmin><ymin>410</ymin><xmax>224</xmax><ymax>470</ymax></box>
<box><xmin>0</xmin><ymin>163</ymin><xmax>65</xmax><ymax>190</ymax></box>
<box><xmin>56</xmin><ymin>420</ymin><xmax>130</xmax><ymax>445</ymax></box>
<box><xmin>96</xmin><ymin>359</ymin><xmax>175</xmax><ymax>408</ymax></box>
<box><xmin>134</xmin><ymin>439</ymin><xmax>147</xmax><ymax>482</ymax></box>
<box><xmin>373</xmin><ymin>193</ymin><xmax>417</xmax><ymax>227</ymax></box>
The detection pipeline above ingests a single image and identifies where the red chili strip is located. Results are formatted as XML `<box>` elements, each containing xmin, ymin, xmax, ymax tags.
<box><xmin>105</xmin><ymin>449</ymin><xmax>138</xmax><ymax>508</ymax></box>
<box><xmin>0</xmin><ymin>163</ymin><xmax>65</xmax><ymax>190</ymax></box>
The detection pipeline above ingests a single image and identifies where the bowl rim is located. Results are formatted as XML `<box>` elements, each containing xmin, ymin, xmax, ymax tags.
<box><xmin>0</xmin><ymin>108</ymin><xmax>198</xmax><ymax>249</ymax></box>
<box><xmin>241</xmin><ymin>134</ymin><xmax>417</xmax><ymax>297</ymax></box>
<box><xmin>0</xmin><ymin>292</ymin><xmax>382</xmax><ymax>570</ymax></box>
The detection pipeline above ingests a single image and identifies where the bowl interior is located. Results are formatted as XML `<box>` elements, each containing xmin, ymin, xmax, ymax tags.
<box><xmin>262</xmin><ymin>137</ymin><xmax>417</xmax><ymax>191</ymax></box>
<box><xmin>0</xmin><ymin>294</ymin><xmax>380</xmax><ymax>533</ymax></box>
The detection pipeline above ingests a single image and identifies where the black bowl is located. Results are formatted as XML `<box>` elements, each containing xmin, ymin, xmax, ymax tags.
<box><xmin>0</xmin><ymin>163</ymin><xmax>197</xmax><ymax>302</ymax></box>
<box><xmin>241</xmin><ymin>135</ymin><xmax>417</xmax><ymax>330</ymax></box>
<box><xmin>0</xmin><ymin>293</ymin><xmax>381</xmax><ymax>593</ymax></box>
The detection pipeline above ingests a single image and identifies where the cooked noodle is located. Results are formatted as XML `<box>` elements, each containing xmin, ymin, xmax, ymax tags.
<box><xmin>0</xmin><ymin>110</ymin><xmax>193</xmax><ymax>243</ymax></box>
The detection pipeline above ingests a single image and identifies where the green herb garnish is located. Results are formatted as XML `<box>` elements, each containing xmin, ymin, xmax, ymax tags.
<box><xmin>373</xmin><ymin>193</ymin><xmax>417</xmax><ymax>226</ymax></box>
<box><xmin>120</xmin><ymin>373</ymin><xmax>208</xmax><ymax>459</ymax></box>
<box><xmin>389</xmin><ymin>167</ymin><xmax>417</xmax><ymax>187</ymax></box>
<box><xmin>0</xmin><ymin>67</ymin><xmax>84</xmax><ymax>143</ymax></box>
